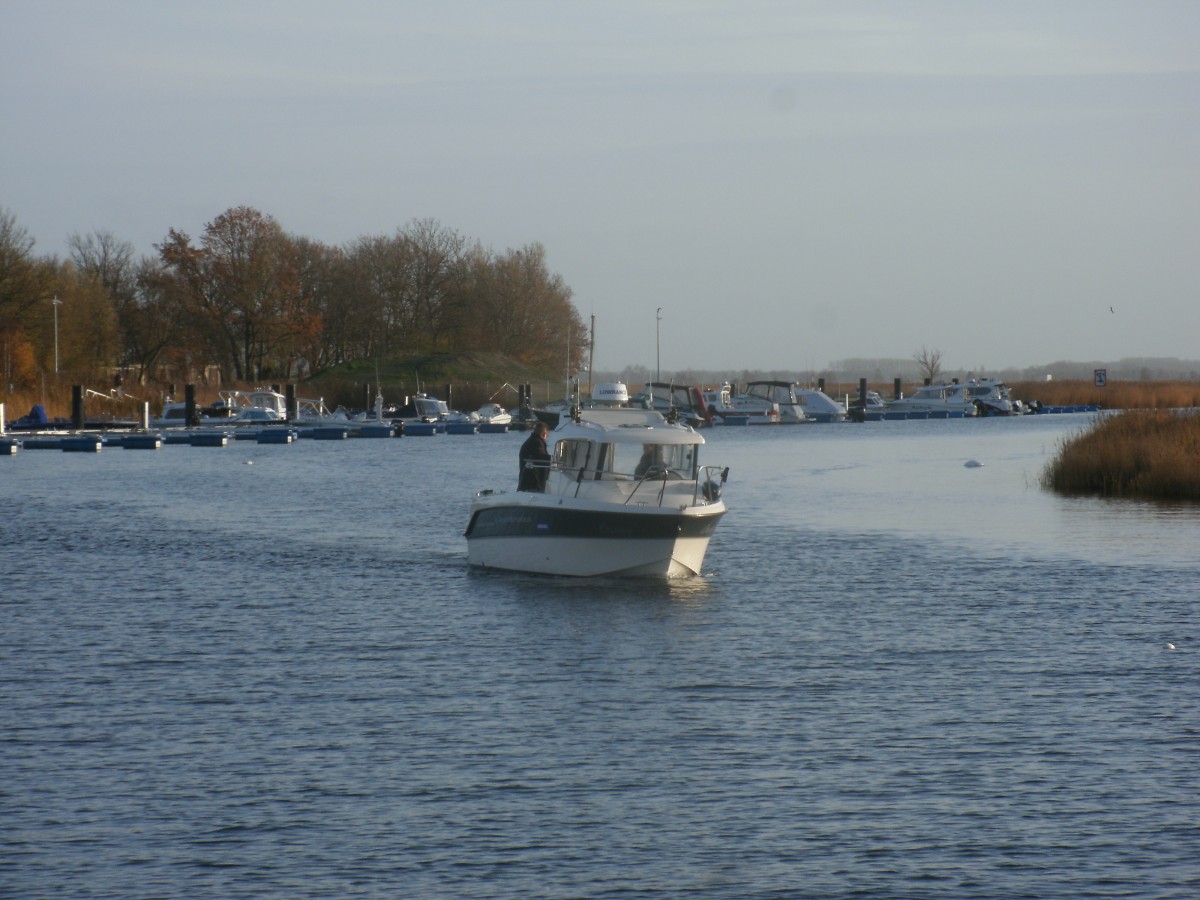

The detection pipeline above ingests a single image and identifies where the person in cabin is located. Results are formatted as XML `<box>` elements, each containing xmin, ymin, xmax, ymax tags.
<box><xmin>635</xmin><ymin>443</ymin><xmax>664</xmax><ymax>479</ymax></box>
<box><xmin>518</xmin><ymin>422</ymin><xmax>551</xmax><ymax>492</ymax></box>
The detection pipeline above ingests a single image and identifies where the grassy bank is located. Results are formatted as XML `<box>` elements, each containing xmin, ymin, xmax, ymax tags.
<box><xmin>1042</xmin><ymin>410</ymin><xmax>1200</xmax><ymax>501</ymax></box>
<box><xmin>1010</xmin><ymin>379</ymin><xmax>1200</xmax><ymax>410</ymax></box>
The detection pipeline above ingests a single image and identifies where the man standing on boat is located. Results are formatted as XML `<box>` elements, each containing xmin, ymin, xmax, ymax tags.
<box><xmin>518</xmin><ymin>422</ymin><xmax>551</xmax><ymax>492</ymax></box>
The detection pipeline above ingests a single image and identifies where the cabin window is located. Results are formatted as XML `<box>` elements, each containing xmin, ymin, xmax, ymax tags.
<box><xmin>555</xmin><ymin>439</ymin><xmax>591</xmax><ymax>474</ymax></box>
<box><xmin>623</xmin><ymin>443</ymin><xmax>697</xmax><ymax>478</ymax></box>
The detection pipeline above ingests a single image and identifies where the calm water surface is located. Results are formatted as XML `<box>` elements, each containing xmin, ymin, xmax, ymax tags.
<box><xmin>2</xmin><ymin>415</ymin><xmax>1197</xmax><ymax>898</ymax></box>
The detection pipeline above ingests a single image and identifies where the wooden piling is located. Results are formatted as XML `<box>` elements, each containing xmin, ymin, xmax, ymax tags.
<box><xmin>72</xmin><ymin>385</ymin><xmax>84</xmax><ymax>430</ymax></box>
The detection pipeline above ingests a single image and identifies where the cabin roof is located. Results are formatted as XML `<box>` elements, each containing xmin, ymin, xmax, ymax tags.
<box><xmin>554</xmin><ymin>408</ymin><xmax>705</xmax><ymax>446</ymax></box>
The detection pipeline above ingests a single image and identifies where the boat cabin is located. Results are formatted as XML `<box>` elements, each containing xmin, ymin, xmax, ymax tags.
<box><xmin>541</xmin><ymin>408</ymin><xmax>721</xmax><ymax>505</ymax></box>
<box><xmin>554</xmin><ymin>431</ymin><xmax>698</xmax><ymax>483</ymax></box>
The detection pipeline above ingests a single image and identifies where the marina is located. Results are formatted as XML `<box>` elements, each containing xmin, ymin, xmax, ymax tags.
<box><xmin>0</xmin><ymin>394</ymin><xmax>1106</xmax><ymax>456</ymax></box>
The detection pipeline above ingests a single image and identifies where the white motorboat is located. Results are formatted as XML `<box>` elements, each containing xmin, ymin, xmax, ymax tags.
<box><xmin>151</xmin><ymin>388</ymin><xmax>286</xmax><ymax>427</ymax></box>
<box><xmin>847</xmin><ymin>389</ymin><xmax>889</xmax><ymax>421</ymax></box>
<box><xmin>629</xmin><ymin>383</ymin><xmax>712</xmax><ymax>427</ymax></box>
<box><xmin>473</xmin><ymin>403</ymin><xmax>512</xmax><ymax>433</ymax></box>
<box><xmin>474</xmin><ymin>403</ymin><xmax>512</xmax><ymax>426</ymax></box>
<box><xmin>387</xmin><ymin>392</ymin><xmax>452</xmax><ymax>423</ymax></box>
<box><xmin>701</xmin><ymin>383</ymin><xmax>733</xmax><ymax>414</ymax></box>
<box><xmin>152</xmin><ymin>387</ymin><xmax>321</xmax><ymax>427</ymax></box>
<box><xmin>715</xmin><ymin>380</ymin><xmax>808</xmax><ymax>424</ymax></box>
<box><xmin>464</xmin><ymin>406</ymin><xmax>729</xmax><ymax>577</ymax></box>
<box><xmin>794</xmin><ymin>388</ymin><xmax>847</xmax><ymax>423</ymax></box>
<box><xmin>888</xmin><ymin>378</ymin><xmax>1016</xmax><ymax>417</ymax></box>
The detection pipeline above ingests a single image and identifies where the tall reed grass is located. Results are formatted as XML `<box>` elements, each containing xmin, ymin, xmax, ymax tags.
<box><xmin>1011</xmin><ymin>380</ymin><xmax>1200</xmax><ymax>410</ymax></box>
<box><xmin>1043</xmin><ymin>410</ymin><xmax>1200</xmax><ymax>501</ymax></box>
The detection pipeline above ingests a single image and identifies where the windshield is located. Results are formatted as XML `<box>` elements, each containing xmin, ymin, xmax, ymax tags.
<box><xmin>625</xmin><ymin>442</ymin><xmax>696</xmax><ymax>479</ymax></box>
<box><xmin>554</xmin><ymin>439</ymin><xmax>697</xmax><ymax>480</ymax></box>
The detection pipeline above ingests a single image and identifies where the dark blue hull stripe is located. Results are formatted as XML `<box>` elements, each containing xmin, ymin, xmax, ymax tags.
<box><xmin>465</xmin><ymin>505</ymin><xmax>723</xmax><ymax>540</ymax></box>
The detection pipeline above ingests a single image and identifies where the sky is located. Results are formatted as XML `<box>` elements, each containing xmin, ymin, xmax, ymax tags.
<box><xmin>2</xmin><ymin>1</ymin><xmax>1198</xmax><ymax>375</ymax></box>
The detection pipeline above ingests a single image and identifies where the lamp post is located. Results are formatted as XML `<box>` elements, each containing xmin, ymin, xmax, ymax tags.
<box><xmin>52</xmin><ymin>294</ymin><xmax>62</xmax><ymax>374</ymax></box>
<box><xmin>656</xmin><ymin>307</ymin><xmax>662</xmax><ymax>385</ymax></box>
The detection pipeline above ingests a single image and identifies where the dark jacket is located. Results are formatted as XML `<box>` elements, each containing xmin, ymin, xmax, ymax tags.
<box><xmin>518</xmin><ymin>430</ymin><xmax>551</xmax><ymax>491</ymax></box>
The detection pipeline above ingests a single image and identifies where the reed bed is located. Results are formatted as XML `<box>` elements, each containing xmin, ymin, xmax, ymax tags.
<box><xmin>1011</xmin><ymin>379</ymin><xmax>1200</xmax><ymax>410</ymax></box>
<box><xmin>1043</xmin><ymin>410</ymin><xmax>1200</xmax><ymax>501</ymax></box>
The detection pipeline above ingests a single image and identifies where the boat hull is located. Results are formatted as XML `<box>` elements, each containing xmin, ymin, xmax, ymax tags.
<box><xmin>464</xmin><ymin>498</ymin><xmax>724</xmax><ymax>577</ymax></box>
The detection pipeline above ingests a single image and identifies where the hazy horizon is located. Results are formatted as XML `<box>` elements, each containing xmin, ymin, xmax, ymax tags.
<box><xmin>3</xmin><ymin>2</ymin><xmax>1197</xmax><ymax>374</ymax></box>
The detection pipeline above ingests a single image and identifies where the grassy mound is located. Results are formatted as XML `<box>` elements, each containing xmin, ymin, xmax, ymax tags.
<box><xmin>1042</xmin><ymin>410</ymin><xmax>1200</xmax><ymax>501</ymax></box>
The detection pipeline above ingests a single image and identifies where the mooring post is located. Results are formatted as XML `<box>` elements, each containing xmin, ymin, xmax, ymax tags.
<box><xmin>0</xmin><ymin>403</ymin><xmax>5</xmax><ymax>435</ymax></box>
<box><xmin>894</xmin><ymin>377</ymin><xmax>902</xmax><ymax>400</ymax></box>
<box><xmin>185</xmin><ymin>384</ymin><xmax>197</xmax><ymax>426</ymax></box>
<box><xmin>71</xmin><ymin>385</ymin><xmax>84</xmax><ymax>430</ymax></box>
<box><xmin>286</xmin><ymin>384</ymin><xmax>297</xmax><ymax>421</ymax></box>
<box><xmin>859</xmin><ymin>378</ymin><xmax>867</xmax><ymax>410</ymax></box>
<box><xmin>818</xmin><ymin>377</ymin><xmax>826</xmax><ymax>392</ymax></box>
<box><xmin>140</xmin><ymin>401</ymin><xmax>150</xmax><ymax>430</ymax></box>
<box><xmin>444</xmin><ymin>384</ymin><xmax>452</xmax><ymax>409</ymax></box>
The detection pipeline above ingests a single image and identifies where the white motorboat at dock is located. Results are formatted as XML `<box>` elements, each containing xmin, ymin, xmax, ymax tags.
<box><xmin>711</xmin><ymin>380</ymin><xmax>808</xmax><ymax>424</ymax></box>
<box><xmin>886</xmin><ymin>378</ymin><xmax>1018</xmax><ymax>418</ymax></box>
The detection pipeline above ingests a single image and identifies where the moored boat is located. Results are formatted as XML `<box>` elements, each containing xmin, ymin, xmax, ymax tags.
<box><xmin>887</xmin><ymin>378</ymin><xmax>1016</xmax><ymax>417</ymax></box>
<box><xmin>474</xmin><ymin>403</ymin><xmax>512</xmax><ymax>433</ymax></box>
<box><xmin>714</xmin><ymin>380</ymin><xmax>807</xmax><ymax>424</ymax></box>
<box><xmin>794</xmin><ymin>388</ymin><xmax>847</xmax><ymax>423</ymax></box>
<box><xmin>629</xmin><ymin>382</ymin><xmax>712</xmax><ymax>427</ymax></box>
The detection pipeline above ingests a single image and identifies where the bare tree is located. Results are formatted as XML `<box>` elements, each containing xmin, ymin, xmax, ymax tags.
<box><xmin>157</xmin><ymin>207</ymin><xmax>300</xmax><ymax>381</ymax></box>
<box><xmin>68</xmin><ymin>231</ymin><xmax>137</xmax><ymax>305</ymax></box>
<box><xmin>0</xmin><ymin>207</ymin><xmax>56</xmax><ymax>329</ymax></box>
<box><xmin>914</xmin><ymin>346</ymin><xmax>944</xmax><ymax>383</ymax></box>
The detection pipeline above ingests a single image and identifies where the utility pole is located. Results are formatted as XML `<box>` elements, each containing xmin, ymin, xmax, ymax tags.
<box><xmin>52</xmin><ymin>294</ymin><xmax>62</xmax><ymax>374</ymax></box>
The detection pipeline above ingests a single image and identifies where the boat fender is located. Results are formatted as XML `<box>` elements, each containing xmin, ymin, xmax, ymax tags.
<box><xmin>703</xmin><ymin>479</ymin><xmax>721</xmax><ymax>502</ymax></box>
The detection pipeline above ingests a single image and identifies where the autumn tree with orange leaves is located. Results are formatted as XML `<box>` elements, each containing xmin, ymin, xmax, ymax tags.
<box><xmin>2</xmin><ymin>203</ymin><xmax>587</xmax><ymax>391</ymax></box>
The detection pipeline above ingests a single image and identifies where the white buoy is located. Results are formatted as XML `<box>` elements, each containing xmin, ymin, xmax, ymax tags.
<box><xmin>964</xmin><ymin>459</ymin><xmax>984</xmax><ymax>468</ymax></box>
<box><xmin>245</xmin><ymin>459</ymin><xmax>253</xmax><ymax>465</ymax></box>
<box><xmin>1167</xmin><ymin>643</ymin><xmax>1176</xmax><ymax>651</ymax></box>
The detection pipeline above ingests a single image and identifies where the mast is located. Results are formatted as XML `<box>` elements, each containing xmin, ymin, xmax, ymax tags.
<box><xmin>588</xmin><ymin>314</ymin><xmax>595</xmax><ymax>397</ymax></box>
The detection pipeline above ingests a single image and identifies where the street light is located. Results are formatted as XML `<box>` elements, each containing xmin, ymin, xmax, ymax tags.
<box><xmin>656</xmin><ymin>307</ymin><xmax>662</xmax><ymax>386</ymax></box>
<box><xmin>52</xmin><ymin>294</ymin><xmax>62</xmax><ymax>374</ymax></box>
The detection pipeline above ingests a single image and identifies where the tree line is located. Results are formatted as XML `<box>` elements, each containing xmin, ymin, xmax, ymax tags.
<box><xmin>0</xmin><ymin>205</ymin><xmax>586</xmax><ymax>391</ymax></box>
